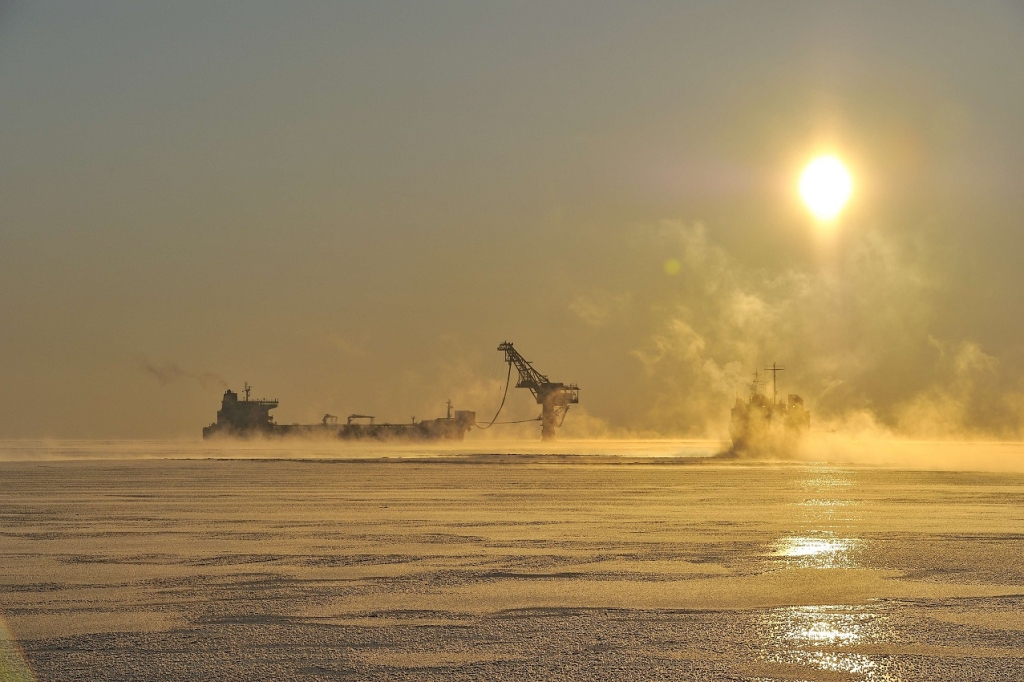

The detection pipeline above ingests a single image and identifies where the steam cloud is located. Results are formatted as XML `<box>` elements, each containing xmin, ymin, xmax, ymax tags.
<box><xmin>581</xmin><ymin>220</ymin><xmax>1024</xmax><ymax>439</ymax></box>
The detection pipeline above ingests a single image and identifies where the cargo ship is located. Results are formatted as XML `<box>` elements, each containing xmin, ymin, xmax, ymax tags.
<box><xmin>202</xmin><ymin>384</ymin><xmax>476</xmax><ymax>441</ymax></box>
<box><xmin>729</xmin><ymin>364</ymin><xmax>810</xmax><ymax>452</ymax></box>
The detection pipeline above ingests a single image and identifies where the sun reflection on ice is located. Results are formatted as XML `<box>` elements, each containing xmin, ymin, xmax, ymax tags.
<box><xmin>800</xmin><ymin>471</ymin><xmax>853</xmax><ymax>489</ymax></box>
<box><xmin>774</xmin><ymin>469</ymin><xmax>863</xmax><ymax>568</ymax></box>
<box><xmin>797</xmin><ymin>497</ymin><xmax>858</xmax><ymax>524</ymax></box>
<box><xmin>756</xmin><ymin>469</ymin><xmax>903</xmax><ymax>678</ymax></box>
<box><xmin>772</xmin><ymin>534</ymin><xmax>861</xmax><ymax>568</ymax></box>
<box><xmin>759</xmin><ymin>604</ymin><xmax>903</xmax><ymax>681</ymax></box>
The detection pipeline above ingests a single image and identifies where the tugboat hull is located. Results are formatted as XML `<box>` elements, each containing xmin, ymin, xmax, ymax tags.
<box><xmin>729</xmin><ymin>370</ymin><xmax>810</xmax><ymax>453</ymax></box>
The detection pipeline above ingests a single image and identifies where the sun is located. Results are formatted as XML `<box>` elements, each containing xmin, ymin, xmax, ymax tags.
<box><xmin>799</xmin><ymin>155</ymin><xmax>852</xmax><ymax>221</ymax></box>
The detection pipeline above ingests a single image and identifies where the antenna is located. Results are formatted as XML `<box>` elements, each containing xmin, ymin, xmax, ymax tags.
<box><xmin>243</xmin><ymin>382</ymin><xmax>251</xmax><ymax>401</ymax></box>
<box><xmin>446</xmin><ymin>399</ymin><xmax>453</xmax><ymax>419</ymax></box>
<box><xmin>764</xmin><ymin>363</ymin><xmax>785</xmax><ymax>405</ymax></box>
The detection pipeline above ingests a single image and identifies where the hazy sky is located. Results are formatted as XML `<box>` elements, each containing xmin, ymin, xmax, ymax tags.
<box><xmin>2</xmin><ymin>2</ymin><xmax>1023</xmax><ymax>437</ymax></box>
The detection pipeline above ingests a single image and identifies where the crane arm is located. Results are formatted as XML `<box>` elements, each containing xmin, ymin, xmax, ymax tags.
<box><xmin>497</xmin><ymin>341</ymin><xmax>548</xmax><ymax>399</ymax></box>
<box><xmin>496</xmin><ymin>341</ymin><xmax>579</xmax><ymax>441</ymax></box>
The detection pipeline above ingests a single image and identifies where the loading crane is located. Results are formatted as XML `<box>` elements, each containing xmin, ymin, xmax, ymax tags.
<box><xmin>497</xmin><ymin>341</ymin><xmax>579</xmax><ymax>440</ymax></box>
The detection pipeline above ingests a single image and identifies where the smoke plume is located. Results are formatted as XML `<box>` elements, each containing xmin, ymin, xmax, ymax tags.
<box><xmin>138</xmin><ymin>358</ymin><xmax>227</xmax><ymax>390</ymax></box>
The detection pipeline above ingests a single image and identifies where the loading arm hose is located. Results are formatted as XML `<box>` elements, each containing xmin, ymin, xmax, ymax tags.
<box><xmin>475</xmin><ymin>363</ymin><xmax>512</xmax><ymax>429</ymax></box>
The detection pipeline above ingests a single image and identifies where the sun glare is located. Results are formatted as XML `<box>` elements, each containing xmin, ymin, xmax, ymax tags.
<box><xmin>799</xmin><ymin>155</ymin><xmax>852</xmax><ymax>221</ymax></box>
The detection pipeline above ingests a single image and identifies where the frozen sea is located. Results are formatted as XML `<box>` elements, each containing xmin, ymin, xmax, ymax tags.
<box><xmin>1</xmin><ymin>440</ymin><xmax>1022</xmax><ymax>680</ymax></box>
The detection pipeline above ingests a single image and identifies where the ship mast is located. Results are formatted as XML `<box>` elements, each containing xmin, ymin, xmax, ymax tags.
<box><xmin>764</xmin><ymin>363</ymin><xmax>785</xmax><ymax>405</ymax></box>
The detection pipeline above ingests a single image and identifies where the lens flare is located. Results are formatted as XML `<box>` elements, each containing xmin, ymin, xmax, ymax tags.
<box><xmin>0</xmin><ymin>618</ymin><xmax>35</xmax><ymax>682</ymax></box>
<box><xmin>799</xmin><ymin>156</ymin><xmax>852</xmax><ymax>221</ymax></box>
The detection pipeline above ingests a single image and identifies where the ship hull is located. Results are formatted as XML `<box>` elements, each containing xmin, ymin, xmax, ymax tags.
<box><xmin>729</xmin><ymin>393</ymin><xmax>809</xmax><ymax>454</ymax></box>
<box><xmin>202</xmin><ymin>420</ymin><xmax>475</xmax><ymax>442</ymax></box>
<box><xmin>202</xmin><ymin>388</ymin><xmax>476</xmax><ymax>441</ymax></box>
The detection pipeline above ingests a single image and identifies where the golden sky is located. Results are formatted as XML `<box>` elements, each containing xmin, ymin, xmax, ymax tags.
<box><xmin>1</xmin><ymin>2</ymin><xmax>1023</xmax><ymax>437</ymax></box>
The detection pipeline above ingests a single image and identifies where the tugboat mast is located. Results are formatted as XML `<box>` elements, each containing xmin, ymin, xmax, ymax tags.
<box><xmin>764</xmin><ymin>363</ymin><xmax>785</xmax><ymax>405</ymax></box>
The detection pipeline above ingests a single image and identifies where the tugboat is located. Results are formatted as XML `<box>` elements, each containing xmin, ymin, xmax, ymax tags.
<box><xmin>729</xmin><ymin>364</ymin><xmax>810</xmax><ymax>452</ymax></box>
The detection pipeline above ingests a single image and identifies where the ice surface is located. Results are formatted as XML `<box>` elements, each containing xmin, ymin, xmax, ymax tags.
<box><xmin>0</xmin><ymin>445</ymin><xmax>1022</xmax><ymax>680</ymax></box>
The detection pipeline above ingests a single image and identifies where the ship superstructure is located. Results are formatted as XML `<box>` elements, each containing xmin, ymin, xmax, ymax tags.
<box><xmin>729</xmin><ymin>364</ymin><xmax>810</xmax><ymax>452</ymax></box>
<box><xmin>202</xmin><ymin>383</ymin><xmax>280</xmax><ymax>438</ymax></box>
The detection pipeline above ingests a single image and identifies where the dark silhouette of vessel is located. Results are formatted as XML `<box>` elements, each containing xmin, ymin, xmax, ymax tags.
<box><xmin>202</xmin><ymin>384</ymin><xmax>475</xmax><ymax>441</ymax></box>
<box><xmin>201</xmin><ymin>342</ymin><xmax>575</xmax><ymax>442</ymax></box>
<box><xmin>729</xmin><ymin>364</ymin><xmax>810</xmax><ymax>452</ymax></box>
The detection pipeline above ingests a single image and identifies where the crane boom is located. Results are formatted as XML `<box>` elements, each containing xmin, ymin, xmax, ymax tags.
<box><xmin>497</xmin><ymin>341</ymin><xmax>579</xmax><ymax>440</ymax></box>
